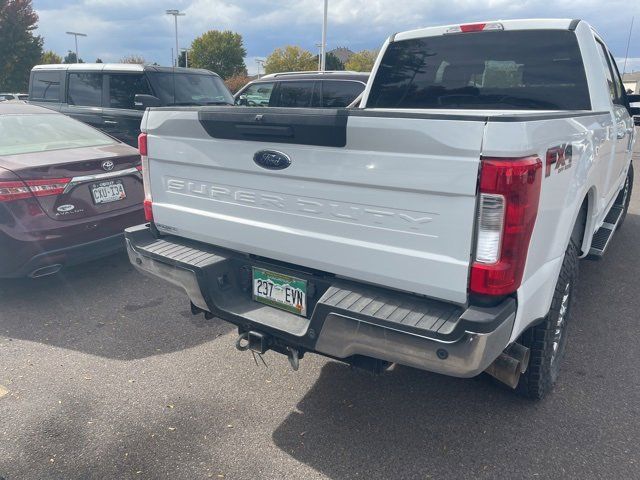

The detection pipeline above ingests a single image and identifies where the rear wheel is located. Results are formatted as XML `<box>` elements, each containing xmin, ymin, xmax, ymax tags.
<box><xmin>616</xmin><ymin>162</ymin><xmax>633</xmax><ymax>230</ymax></box>
<box><xmin>516</xmin><ymin>240</ymin><xmax>578</xmax><ymax>399</ymax></box>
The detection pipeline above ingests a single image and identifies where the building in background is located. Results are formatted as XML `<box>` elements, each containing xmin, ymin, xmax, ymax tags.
<box><xmin>328</xmin><ymin>47</ymin><xmax>354</xmax><ymax>65</ymax></box>
<box><xmin>622</xmin><ymin>72</ymin><xmax>640</xmax><ymax>94</ymax></box>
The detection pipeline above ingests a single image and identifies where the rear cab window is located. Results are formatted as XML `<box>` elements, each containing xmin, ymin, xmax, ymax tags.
<box><xmin>367</xmin><ymin>30</ymin><xmax>591</xmax><ymax>110</ymax></box>
<box><xmin>30</xmin><ymin>71</ymin><xmax>62</xmax><ymax>102</ymax></box>
<box><xmin>67</xmin><ymin>72</ymin><xmax>103</xmax><ymax>107</ymax></box>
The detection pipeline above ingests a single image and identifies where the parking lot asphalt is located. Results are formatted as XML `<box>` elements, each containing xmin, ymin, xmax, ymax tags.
<box><xmin>2</xmin><ymin>166</ymin><xmax>640</xmax><ymax>480</ymax></box>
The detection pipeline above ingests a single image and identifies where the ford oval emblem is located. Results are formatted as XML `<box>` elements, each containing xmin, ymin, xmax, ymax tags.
<box><xmin>253</xmin><ymin>150</ymin><xmax>291</xmax><ymax>170</ymax></box>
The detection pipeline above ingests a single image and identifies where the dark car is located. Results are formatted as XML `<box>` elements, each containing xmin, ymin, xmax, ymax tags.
<box><xmin>0</xmin><ymin>102</ymin><xmax>144</xmax><ymax>278</ymax></box>
<box><xmin>28</xmin><ymin>64</ymin><xmax>234</xmax><ymax>147</ymax></box>
<box><xmin>234</xmin><ymin>71</ymin><xmax>369</xmax><ymax>108</ymax></box>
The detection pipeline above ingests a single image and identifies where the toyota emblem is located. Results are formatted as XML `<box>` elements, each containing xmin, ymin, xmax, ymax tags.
<box><xmin>102</xmin><ymin>160</ymin><xmax>115</xmax><ymax>171</ymax></box>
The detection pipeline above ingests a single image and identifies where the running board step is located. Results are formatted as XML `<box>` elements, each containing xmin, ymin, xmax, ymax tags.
<box><xmin>588</xmin><ymin>205</ymin><xmax>624</xmax><ymax>258</ymax></box>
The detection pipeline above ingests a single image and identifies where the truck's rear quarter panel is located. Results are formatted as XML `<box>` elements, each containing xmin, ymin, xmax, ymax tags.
<box><xmin>145</xmin><ymin>109</ymin><xmax>486</xmax><ymax>304</ymax></box>
<box><xmin>482</xmin><ymin>112</ymin><xmax>614</xmax><ymax>340</ymax></box>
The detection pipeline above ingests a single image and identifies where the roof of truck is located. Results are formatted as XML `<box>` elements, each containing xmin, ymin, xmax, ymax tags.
<box><xmin>393</xmin><ymin>19</ymin><xmax>583</xmax><ymax>42</ymax></box>
<box><xmin>32</xmin><ymin>64</ymin><xmax>219</xmax><ymax>76</ymax></box>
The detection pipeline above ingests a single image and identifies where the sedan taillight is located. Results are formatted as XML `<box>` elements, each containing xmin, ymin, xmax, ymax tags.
<box><xmin>0</xmin><ymin>178</ymin><xmax>70</xmax><ymax>202</ymax></box>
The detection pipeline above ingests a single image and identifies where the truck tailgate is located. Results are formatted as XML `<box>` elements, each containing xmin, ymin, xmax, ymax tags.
<box><xmin>145</xmin><ymin>108</ymin><xmax>485</xmax><ymax>304</ymax></box>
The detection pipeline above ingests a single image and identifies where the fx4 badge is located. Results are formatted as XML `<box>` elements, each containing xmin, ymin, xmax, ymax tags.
<box><xmin>545</xmin><ymin>143</ymin><xmax>572</xmax><ymax>177</ymax></box>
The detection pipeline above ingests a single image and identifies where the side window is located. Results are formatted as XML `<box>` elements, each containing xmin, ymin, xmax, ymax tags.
<box><xmin>321</xmin><ymin>81</ymin><xmax>365</xmax><ymax>107</ymax></box>
<box><xmin>239</xmin><ymin>82</ymin><xmax>274</xmax><ymax>107</ymax></box>
<box><xmin>109</xmin><ymin>74</ymin><xmax>152</xmax><ymax>109</ymax></box>
<box><xmin>31</xmin><ymin>71</ymin><xmax>61</xmax><ymax>101</ymax></box>
<box><xmin>275</xmin><ymin>81</ymin><xmax>314</xmax><ymax>108</ymax></box>
<box><xmin>596</xmin><ymin>41</ymin><xmax>622</xmax><ymax>105</ymax></box>
<box><xmin>68</xmin><ymin>72</ymin><xmax>103</xmax><ymax>107</ymax></box>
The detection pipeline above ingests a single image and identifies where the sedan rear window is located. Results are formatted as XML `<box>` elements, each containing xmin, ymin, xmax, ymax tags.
<box><xmin>0</xmin><ymin>114</ymin><xmax>115</xmax><ymax>155</ymax></box>
<box><xmin>367</xmin><ymin>30</ymin><xmax>591</xmax><ymax>110</ymax></box>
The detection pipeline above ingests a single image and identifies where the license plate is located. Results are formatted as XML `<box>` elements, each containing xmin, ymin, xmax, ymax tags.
<box><xmin>91</xmin><ymin>180</ymin><xmax>126</xmax><ymax>204</ymax></box>
<box><xmin>252</xmin><ymin>267</ymin><xmax>307</xmax><ymax>316</ymax></box>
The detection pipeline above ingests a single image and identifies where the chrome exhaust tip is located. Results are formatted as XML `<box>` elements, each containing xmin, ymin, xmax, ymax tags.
<box><xmin>485</xmin><ymin>343</ymin><xmax>530</xmax><ymax>389</ymax></box>
<box><xmin>29</xmin><ymin>264</ymin><xmax>63</xmax><ymax>278</ymax></box>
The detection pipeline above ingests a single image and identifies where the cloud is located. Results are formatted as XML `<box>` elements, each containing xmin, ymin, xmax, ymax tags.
<box><xmin>617</xmin><ymin>58</ymin><xmax>640</xmax><ymax>74</ymax></box>
<box><xmin>34</xmin><ymin>0</ymin><xmax>640</xmax><ymax>71</ymax></box>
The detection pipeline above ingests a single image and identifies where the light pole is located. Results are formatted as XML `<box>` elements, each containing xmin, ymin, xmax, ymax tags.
<box><xmin>166</xmin><ymin>9</ymin><xmax>185</xmax><ymax>67</ymax></box>
<box><xmin>320</xmin><ymin>0</ymin><xmax>328</xmax><ymax>71</ymax></box>
<box><xmin>181</xmin><ymin>48</ymin><xmax>189</xmax><ymax>68</ymax></box>
<box><xmin>255</xmin><ymin>59</ymin><xmax>265</xmax><ymax>79</ymax></box>
<box><xmin>315</xmin><ymin>43</ymin><xmax>322</xmax><ymax>70</ymax></box>
<box><xmin>65</xmin><ymin>31</ymin><xmax>87</xmax><ymax>63</ymax></box>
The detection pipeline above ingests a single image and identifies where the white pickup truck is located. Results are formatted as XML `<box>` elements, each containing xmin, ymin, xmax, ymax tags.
<box><xmin>126</xmin><ymin>19</ymin><xmax>638</xmax><ymax>399</ymax></box>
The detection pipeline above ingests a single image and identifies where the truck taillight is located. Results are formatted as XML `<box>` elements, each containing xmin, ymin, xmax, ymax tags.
<box><xmin>0</xmin><ymin>178</ymin><xmax>70</xmax><ymax>202</ymax></box>
<box><xmin>138</xmin><ymin>132</ymin><xmax>148</xmax><ymax>156</ymax></box>
<box><xmin>445</xmin><ymin>22</ymin><xmax>504</xmax><ymax>34</ymax></box>
<box><xmin>138</xmin><ymin>132</ymin><xmax>153</xmax><ymax>222</ymax></box>
<box><xmin>470</xmin><ymin>156</ymin><xmax>542</xmax><ymax>296</ymax></box>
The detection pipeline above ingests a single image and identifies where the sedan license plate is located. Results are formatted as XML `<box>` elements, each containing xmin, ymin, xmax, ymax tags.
<box><xmin>252</xmin><ymin>267</ymin><xmax>307</xmax><ymax>316</ymax></box>
<box><xmin>91</xmin><ymin>180</ymin><xmax>126</xmax><ymax>204</ymax></box>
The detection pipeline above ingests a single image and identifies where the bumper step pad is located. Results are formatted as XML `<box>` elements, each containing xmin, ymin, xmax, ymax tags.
<box><xmin>319</xmin><ymin>285</ymin><xmax>464</xmax><ymax>337</ymax></box>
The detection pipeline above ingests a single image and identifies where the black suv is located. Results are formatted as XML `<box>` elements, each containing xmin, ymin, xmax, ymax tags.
<box><xmin>28</xmin><ymin>64</ymin><xmax>234</xmax><ymax>146</ymax></box>
<box><xmin>234</xmin><ymin>71</ymin><xmax>369</xmax><ymax>108</ymax></box>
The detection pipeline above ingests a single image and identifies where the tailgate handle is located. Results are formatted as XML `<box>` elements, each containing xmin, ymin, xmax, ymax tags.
<box><xmin>235</xmin><ymin>124</ymin><xmax>294</xmax><ymax>138</ymax></box>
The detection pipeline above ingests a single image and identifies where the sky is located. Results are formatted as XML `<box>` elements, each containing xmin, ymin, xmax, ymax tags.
<box><xmin>33</xmin><ymin>0</ymin><xmax>640</xmax><ymax>75</ymax></box>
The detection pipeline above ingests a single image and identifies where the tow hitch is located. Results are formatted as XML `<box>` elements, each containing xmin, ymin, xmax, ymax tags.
<box><xmin>235</xmin><ymin>331</ymin><xmax>302</xmax><ymax>371</ymax></box>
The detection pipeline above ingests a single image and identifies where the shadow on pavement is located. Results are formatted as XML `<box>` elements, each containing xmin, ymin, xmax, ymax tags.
<box><xmin>0</xmin><ymin>252</ymin><xmax>234</xmax><ymax>360</ymax></box>
<box><xmin>272</xmin><ymin>211</ymin><xmax>640</xmax><ymax>479</ymax></box>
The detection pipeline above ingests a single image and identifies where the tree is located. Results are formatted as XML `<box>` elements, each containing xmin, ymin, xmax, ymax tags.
<box><xmin>63</xmin><ymin>50</ymin><xmax>83</xmax><ymax>64</ymax></box>
<box><xmin>224</xmin><ymin>74</ymin><xmax>250</xmax><ymax>95</ymax></box>
<box><xmin>315</xmin><ymin>52</ymin><xmax>344</xmax><ymax>71</ymax></box>
<box><xmin>0</xmin><ymin>0</ymin><xmax>43</xmax><ymax>91</ymax></box>
<box><xmin>190</xmin><ymin>30</ymin><xmax>246</xmax><ymax>79</ymax></box>
<box><xmin>345</xmin><ymin>50</ymin><xmax>378</xmax><ymax>72</ymax></box>
<box><xmin>264</xmin><ymin>46</ymin><xmax>316</xmax><ymax>74</ymax></box>
<box><xmin>120</xmin><ymin>54</ymin><xmax>146</xmax><ymax>64</ymax></box>
<box><xmin>178</xmin><ymin>50</ymin><xmax>187</xmax><ymax>68</ymax></box>
<box><xmin>40</xmin><ymin>50</ymin><xmax>62</xmax><ymax>64</ymax></box>
<box><xmin>95</xmin><ymin>58</ymin><xmax>103</xmax><ymax>63</ymax></box>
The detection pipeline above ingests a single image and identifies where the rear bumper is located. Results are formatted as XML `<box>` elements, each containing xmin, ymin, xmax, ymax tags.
<box><xmin>0</xmin><ymin>232</ymin><xmax>125</xmax><ymax>278</ymax></box>
<box><xmin>125</xmin><ymin>224</ymin><xmax>516</xmax><ymax>377</ymax></box>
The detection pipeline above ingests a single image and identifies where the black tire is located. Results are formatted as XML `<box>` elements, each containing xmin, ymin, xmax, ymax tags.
<box><xmin>616</xmin><ymin>162</ymin><xmax>633</xmax><ymax>230</ymax></box>
<box><xmin>516</xmin><ymin>240</ymin><xmax>579</xmax><ymax>399</ymax></box>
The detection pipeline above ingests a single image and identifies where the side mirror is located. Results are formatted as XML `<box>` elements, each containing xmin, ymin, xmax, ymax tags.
<box><xmin>235</xmin><ymin>95</ymin><xmax>248</xmax><ymax>106</ymax></box>
<box><xmin>134</xmin><ymin>94</ymin><xmax>161</xmax><ymax>110</ymax></box>
<box><xmin>627</xmin><ymin>94</ymin><xmax>640</xmax><ymax>125</ymax></box>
